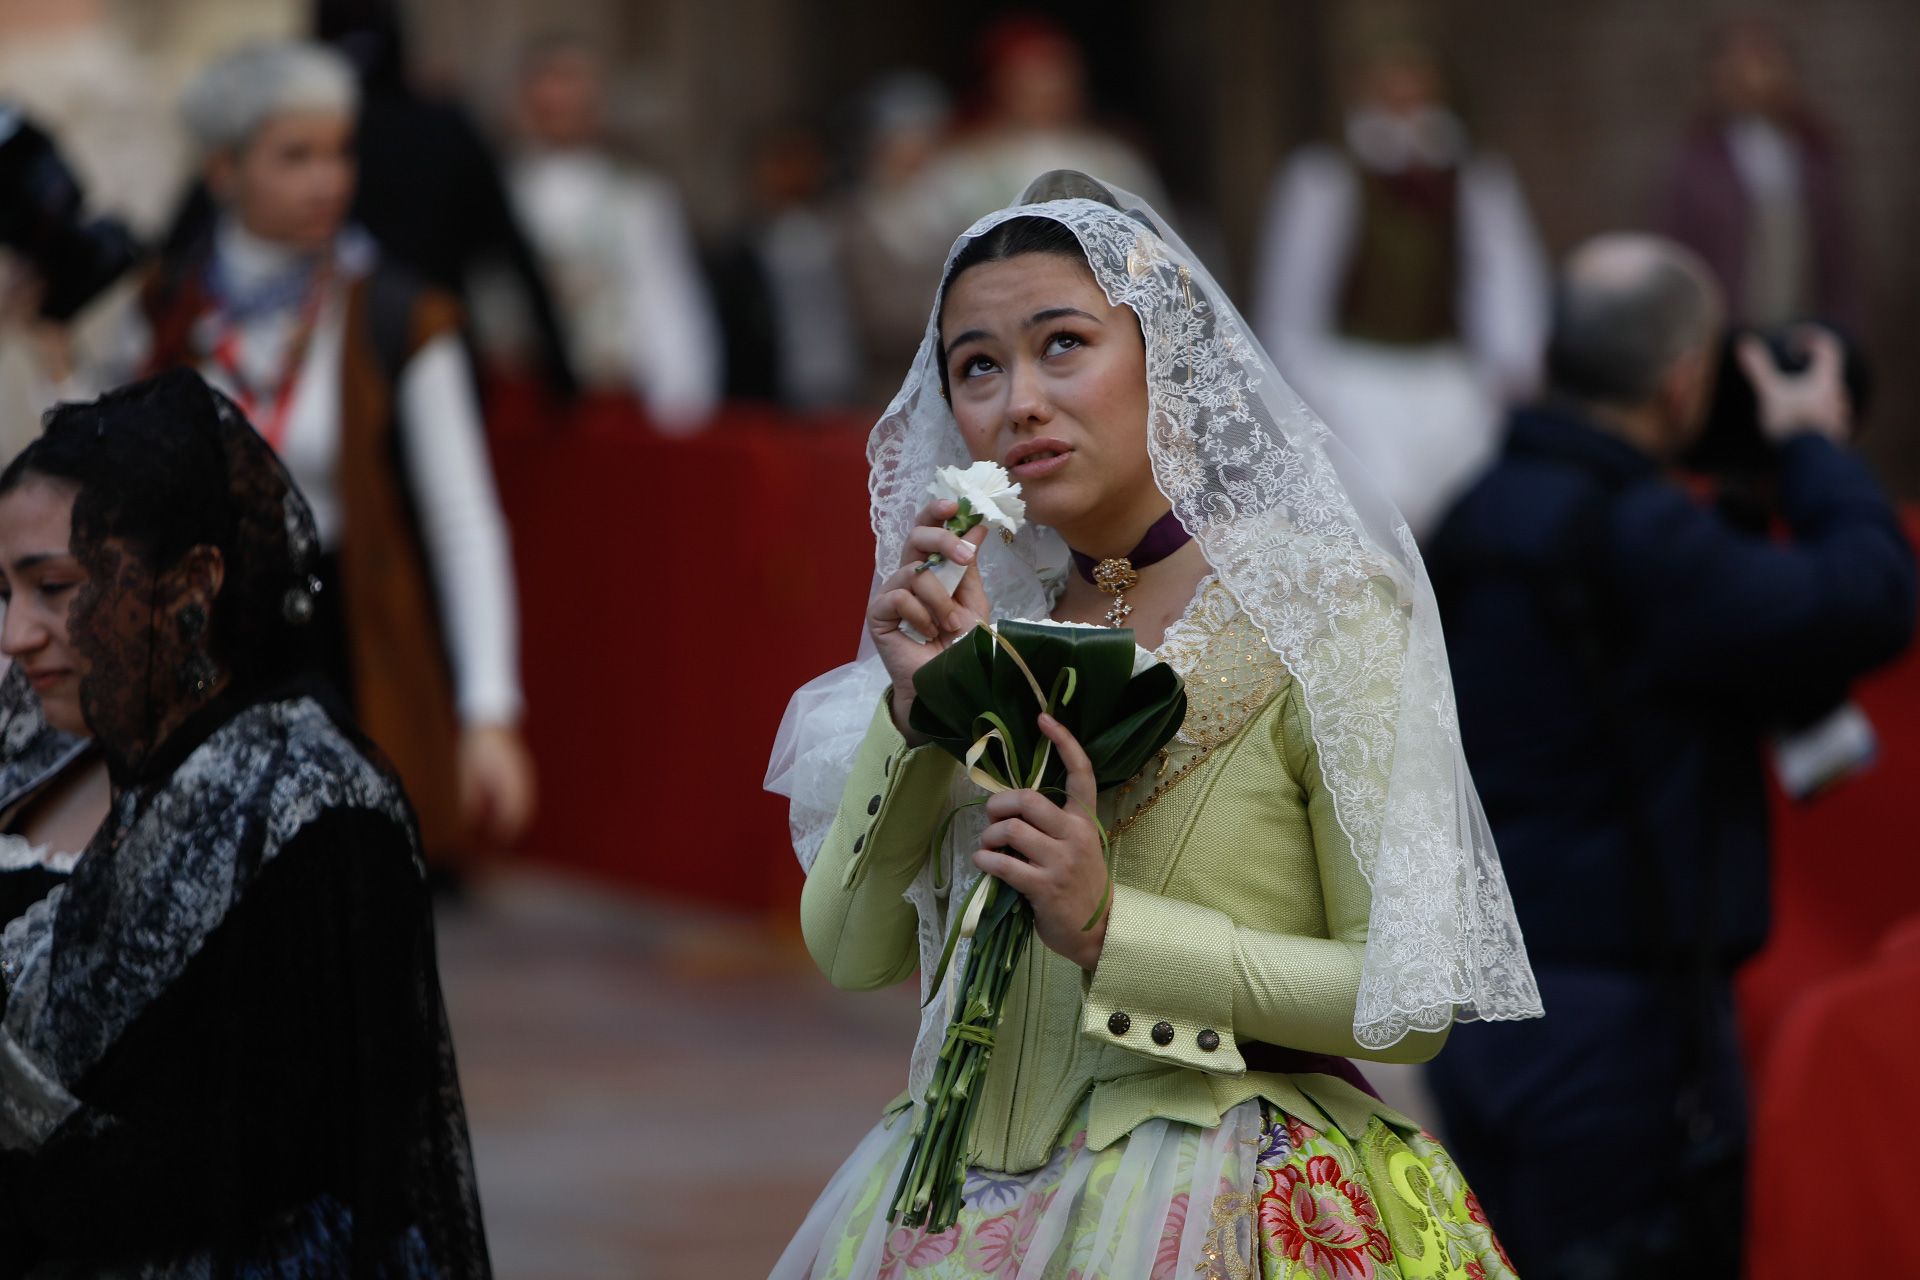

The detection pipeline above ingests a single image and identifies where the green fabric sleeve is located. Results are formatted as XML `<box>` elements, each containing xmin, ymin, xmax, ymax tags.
<box><xmin>1230</xmin><ymin>684</ymin><xmax>1450</xmax><ymax>1064</ymax></box>
<box><xmin>1080</xmin><ymin>683</ymin><xmax>1450</xmax><ymax>1072</ymax></box>
<box><xmin>1080</xmin><ymin>883</ymin><xmax>1245</xmax><ymax>1073</ymax></box>
<box><xmin>798</xmin><ymin>695</ymin><xmax>959</xmax><ymax>991</ymax></box>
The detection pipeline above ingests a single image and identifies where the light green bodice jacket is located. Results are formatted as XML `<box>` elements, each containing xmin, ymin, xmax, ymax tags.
<box><xmin>800</xmin><ymin>581</ymin><xmax>1448</xmax><ymax>1174</ymax></box>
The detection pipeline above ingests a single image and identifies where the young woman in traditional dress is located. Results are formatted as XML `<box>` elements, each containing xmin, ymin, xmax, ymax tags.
<box><xmin>769</xmin><ymin>172</ymin><xmax>1541</xmax><ymax>1279</ymax></box>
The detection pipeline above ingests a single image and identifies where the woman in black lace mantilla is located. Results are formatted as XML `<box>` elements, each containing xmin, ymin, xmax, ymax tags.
<box><xmin>0</xmin><ymin>369</ymin><xmax>489</xmax><ymax>1276</ymax></box>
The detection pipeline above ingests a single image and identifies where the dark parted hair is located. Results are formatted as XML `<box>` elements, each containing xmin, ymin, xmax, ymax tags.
<box><xmin>936</xmin><ymin>216</ymin><xmax>1089</xmax><ymax>399</ymax></box>
<box><xmin>933</xmin><ymin>170</ymin><xmax>1146</xmax><ymax>399</ymax></box>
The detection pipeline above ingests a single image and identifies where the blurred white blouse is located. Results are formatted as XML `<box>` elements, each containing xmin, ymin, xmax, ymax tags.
<box><xmin>488</xmin><ymin>149</ymin><xmax>722</xmax><ymax>433</ymax></box>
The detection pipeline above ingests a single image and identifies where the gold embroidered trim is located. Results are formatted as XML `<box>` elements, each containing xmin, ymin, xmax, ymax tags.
<box><xmin>1199</xmin><ymin>1183</ymin><xmax>1255</xmax><ymax>1279</ymax></box>
<box><xmin>1105</xmin><ymin>582</ymin><xmax>1290</xmax><ymax>841</ymax></box>
<box><xmin>1156</xmin><ymin>579</ymin><xmax>1287</xmax><ymax>751</ymax></box>
<box><xmin>1108</xmin><ymin>748</ymin><xmax>1211</xmax><ymax>841</ymax></box>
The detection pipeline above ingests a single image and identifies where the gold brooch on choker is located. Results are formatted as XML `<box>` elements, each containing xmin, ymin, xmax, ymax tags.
<box><xmin>1092</xmin><ymin>559</ymin><xmax>1140</xmax><ymax>627</ymax></box>
<box><xmin>1068</xmin><ymin>509</ymin><xmax>1193</xmax><ymax>630</ymax></box>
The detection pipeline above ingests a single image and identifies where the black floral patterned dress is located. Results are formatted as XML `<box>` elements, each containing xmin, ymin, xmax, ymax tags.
<box><xmin>0</xmin><ymin>684</ymin><xmax>490</xmax><ymax>1277</ymax></box>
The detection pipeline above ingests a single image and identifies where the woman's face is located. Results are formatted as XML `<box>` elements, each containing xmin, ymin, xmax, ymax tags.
<box><xmin>941</xmin><ymin>252</ymin><xmax>1160</xmax><ymax>553</ymax></box>
<box><xmin>212</xmin><ymin>110</ymin><xmax>357</xmax><ymax>252</ymax></box>
<box><xmin>0</xmin><ymin>478</ymin><xmax>91</xmax><ymax>736</ymax></box>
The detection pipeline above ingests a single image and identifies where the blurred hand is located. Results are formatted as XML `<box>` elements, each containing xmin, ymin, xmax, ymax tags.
<box><xmin>867</xmin><ymin>498</ymin><xmax>992</xmax><ymax>744</ymax></box>
<box><xmin>0</xmin><ymin>259</ymin><xmax>42</xmax><ymax>328</ymax></box>
<box><xmin>1738</xmin><ymin>327</ymin><xmax>1852</xmax><ymax>445</ymax></box>
<box><xmin>28</xmin><ymin>322</ymin><xmax>74</xmax><ymax>385</ymax></box>
<box><xmin>458</xmin><ymin>723</ymin><xmax>537</xmax><ymax>850</ymax></box>
<box><xmin>0</xmin><ymin>264</ymin><xmax>72</xmax><ymax>382</ymax></box>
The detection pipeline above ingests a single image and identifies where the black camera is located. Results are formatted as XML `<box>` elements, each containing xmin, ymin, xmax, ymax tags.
<box><xmin>1687</xmin><ymin>323</ymin><xmax>1874</xmax><ymax>477</ymax></box>
<box><xmin>0</xmin><ymin>106</ymin><xmax>143</xmax><ymax>322</ymax></box>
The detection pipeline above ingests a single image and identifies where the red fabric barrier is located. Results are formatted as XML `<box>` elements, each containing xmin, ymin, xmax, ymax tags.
<box><xmin>1737</xmin><ymin>510</ymin><xmax>1920</xmax><ymax>1068</ymax></box>
<box><xmin>1746</xmin><ymin>916</ymin><xmax>1920</xmax><ymax>1279</ymax></box>
<box><xmin>1738</xmin><ymin>511</ymin><xmax>1920</xmax><ymax>1275</ymax></box>
<box><xmin>489</xmin><ymin>383</ymin><xmax>877</xmax><ymax>913</ymax></box>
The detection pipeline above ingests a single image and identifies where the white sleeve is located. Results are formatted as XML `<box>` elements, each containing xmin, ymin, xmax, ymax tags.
<box><xmin>1458</xmin><ymin>153</ymin><xmax>1550</xmax><ymax>402</ymax></box>
<box><xmin>1250</xmin><ymin>147</ymin><xmax>1358</xmax><ymax>380</ymax></box>
<box><xmin>619</xmin><ymin>177</ymin><xmax>722</xmax><ymax>435</ymax></box>
<box><xmin>395</xmin><ymin>335</ymin><xmax>525</xmax><ymax>725</ymax></box>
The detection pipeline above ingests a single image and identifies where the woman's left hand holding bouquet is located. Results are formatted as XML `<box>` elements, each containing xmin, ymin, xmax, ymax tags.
<box><xmin>975</xmin><ymin>713</ymin><xmax>1109</xmax><ymax>971</ymax></box>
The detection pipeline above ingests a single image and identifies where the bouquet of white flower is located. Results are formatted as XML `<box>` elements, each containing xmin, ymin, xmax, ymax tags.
<box><xmin>886</xmin><ymin>618</ymin><xmax>1187</xmax><ymax>1232</ymax></box>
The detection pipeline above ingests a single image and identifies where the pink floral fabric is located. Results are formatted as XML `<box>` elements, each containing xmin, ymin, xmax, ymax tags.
<box><xmin>773</xmin><ymin>1099</ymin><xmax>1521</xmax><ymax>1279</ymax></box>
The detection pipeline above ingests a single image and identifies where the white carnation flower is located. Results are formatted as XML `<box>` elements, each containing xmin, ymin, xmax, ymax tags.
<box><xmin>911</xmin><ymin>462</ymin><xmax>1027</xmax><ymax>604</ymax></box>
<box><xmin>929</xmin><ymin>461</ymin><xmax>1025</xmax><ymax>535</ymax></box>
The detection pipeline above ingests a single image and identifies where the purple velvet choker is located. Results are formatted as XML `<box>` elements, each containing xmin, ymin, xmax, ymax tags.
<box><xmin>1068</xmin><ymin>509</ymin><xmax>1192</xmax><ymax>584</ymax></box>
<box><xmin>1069</xmin><ymin>509</ymin><xmax>1193</xmax><ymax>627</ymax></box>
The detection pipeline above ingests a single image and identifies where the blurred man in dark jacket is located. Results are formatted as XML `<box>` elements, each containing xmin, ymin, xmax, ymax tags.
<box><xmin>1425</xmin><ymin>234</ymin><xmax>1915</xmax><ymax>1279</ymax></box>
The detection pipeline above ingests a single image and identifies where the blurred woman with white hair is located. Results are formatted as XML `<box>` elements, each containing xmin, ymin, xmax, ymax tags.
<box><xmin>127</xmin><ymin>40</ymin><xmax>535</xmax><ymax>870</ymax></box>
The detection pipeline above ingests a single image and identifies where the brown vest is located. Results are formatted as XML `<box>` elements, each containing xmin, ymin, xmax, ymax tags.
<box><xmin>142</xmin><ymin>267</ymin><xmax>467</xmax><ymax>859</ymax></box>
<box><xmin>1337</xmin><ymin>163</ymin><xmax>1462</xmax><ymax>346</ymax></box>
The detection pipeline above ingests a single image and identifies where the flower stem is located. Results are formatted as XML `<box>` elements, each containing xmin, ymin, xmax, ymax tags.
<box><xmin>887</xmin><ymin>894</ymin><xmax>1033</xmax><ymax>1233</ymax></box>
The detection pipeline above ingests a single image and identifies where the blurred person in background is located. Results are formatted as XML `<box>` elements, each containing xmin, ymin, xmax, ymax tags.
<box><xmin>1253</xmin><ymin>33</ymin><xmax>1548</xmax><ymax>541</ymax></box>
<box><xmin>842</xmin><ymin>71</ymin><xmax>957</xmax><ymax>406</ymax></box>
<box><xmin>474</xmin><ymin>32</ymin><xmax>719</xmax><ymax>433</ymax></box>
<box><xmin>0</xmin><ymin>370</ymin><xmax>490</xmax><ymax>1275</ymax></box>
<box><xmin>0</xmin><ymin>0</ymin><xmax>185</xmax><ymax>460</ymax></box>
<box><xmin>1662</xmin><ymin>18</ymin><xmax>1858</xmax><ymax>334</ymax></box>
<box><xmin>710</xmin><ymin>122</ymin><xmax>866</xmax><ymax>412</ymax></box>
<box><xmin>0</xmin><ymin>0</ymin><xmax>183</xmax><ymax>237</ymax></box>
<box><xmin>1424</xmin><ymin>234</ymin><xmax>1915</xmax><ymax>1277</ymax></box>
<box><xmin>930</xmin><ymin>13</ymin><xmax>1166</xmax><ymax>224</ymax></box>
<box><xmin>312</xmin><ymin>0</ymin><xmax>579</xmax><ymax>402</ymax></box>
<box><xmin>123</xmin><ymin>40</ymin><xmax>534</xmax><ymax>877</ymax></box>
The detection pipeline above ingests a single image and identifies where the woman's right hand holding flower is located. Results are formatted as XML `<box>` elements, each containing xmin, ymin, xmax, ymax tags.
<box><xmin>868</xmin><ymin>498</ymin><xmax>991</xmax><ymax>743</ymax></box>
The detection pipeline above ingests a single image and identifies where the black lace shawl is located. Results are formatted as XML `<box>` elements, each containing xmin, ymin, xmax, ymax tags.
<box><xmin>0</xmin><ymin>665</ymin><xmax>89</xmax><ymax>928</ymax></box>
<box><xmin>0</xmin><ymin>666</ymin><xmax>84</xmax><ymax>810</ymax></box>
<box><xmin>0</xmin><ymin>687</ymin><xmax>490</xmax><ymax>1277</ymax></box>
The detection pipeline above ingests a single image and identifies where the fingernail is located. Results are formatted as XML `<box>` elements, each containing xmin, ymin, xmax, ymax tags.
<box><xmin>948</xmin><ymin>612</ymin><xmax>970</xmax><ymax>632</ymax></box>
<box><xmin>952</xmin><ymin>542</ymin><xmax>975</xmax><ymax>562</ymax></box>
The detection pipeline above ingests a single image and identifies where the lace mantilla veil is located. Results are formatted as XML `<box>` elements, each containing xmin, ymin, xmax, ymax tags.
<box><xmin>768</xmin><ymin>172</ymin><xmax>1541</xmax><ymax>1077</ymax></box>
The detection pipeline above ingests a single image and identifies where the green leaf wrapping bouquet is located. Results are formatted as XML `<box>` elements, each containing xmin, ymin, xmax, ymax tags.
<box><xmin>888</xmin><ymin>619</ymin><xmax>1187</xmax><ymax>1232</ymax></box>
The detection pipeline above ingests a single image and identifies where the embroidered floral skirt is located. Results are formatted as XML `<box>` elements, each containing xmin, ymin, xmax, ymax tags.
<box><xmin>773</xmin><ymin>1096</ymin><xmax>1519</xmax><ymax>1279</ymax></box>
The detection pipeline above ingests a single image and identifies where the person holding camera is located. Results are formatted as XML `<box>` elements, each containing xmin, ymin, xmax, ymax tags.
<box><xmin>1422</xmin><ymin>232</ymin><xmax>1916</xmax><ymax>1277</ymax></box>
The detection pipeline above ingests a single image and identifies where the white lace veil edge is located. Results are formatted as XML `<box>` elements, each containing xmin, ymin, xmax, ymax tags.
<box><xmin>768</xmin><ymin>172</ymin><xmax>1542</xmax><ymax>1051</ymax></box>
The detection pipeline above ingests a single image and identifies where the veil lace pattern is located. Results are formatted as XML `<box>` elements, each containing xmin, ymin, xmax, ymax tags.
<box><xmin>770</xmin><ymin>179</ymin><xmax>1540</xmax><ymax>1061</ymax></box>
